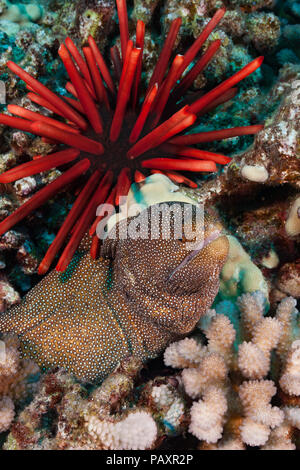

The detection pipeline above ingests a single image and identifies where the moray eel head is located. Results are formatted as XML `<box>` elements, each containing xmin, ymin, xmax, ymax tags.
<box><xmin>102</xmin><ymin>202</ymin><xmax>229</xmax><ymax>326</ymax></box>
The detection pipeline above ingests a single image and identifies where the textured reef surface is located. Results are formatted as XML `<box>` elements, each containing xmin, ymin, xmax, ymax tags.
<box><xmin>0</xmin><ymin>0</ymin><xmax>299</xmax><ymax>451</ymax></box>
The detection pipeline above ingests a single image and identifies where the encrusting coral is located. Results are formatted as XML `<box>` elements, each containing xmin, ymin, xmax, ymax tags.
<box><xmin>0</xmin><ymin>0</ymin><xmax>44</xmax><ymax>36</ymax></box>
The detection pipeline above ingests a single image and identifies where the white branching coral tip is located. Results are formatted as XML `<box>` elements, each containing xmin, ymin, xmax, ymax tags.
<box><xmin>151</xmin><ymin>384</ymin><xmax>174</xmax><ymax>407</ymax></box>
<box><xmin>262</xmin><ymin>424</ymin><xmax>296</xmax><ymax>450</ymax></box>
<box><xmin>238</xmin><ymin>318</ymin><xmax>282</xmax><ymax>379</ymax></box>
<box><xmin>189</xmin><ymin>386</ymin><xmax>227</xmax><ymax>444</ymax></box>
<box><xmin>240</xmin><ymin>418</ymin><xmax>270</xmax><ymax>447</ymax></box>
<box><xmin>276</xmin><ymin>297</ymin><xmax>298</xmax><ymax>359</ymax></box>
<box><xmin>206</xmin><ymin>314</ymin><xmax>236</xmax><ymax>364</ymax></box>
<box><xmin>252</xmin><ymin>318</ymin><xmax>282</xmax><ymax>355</ymax></box>
<box><xmin>237</xmin><ymin>291</ymin><xmax>265</xmax><ymax>340</ymax></box>
<box><xmin>164</xmin><ymin>337</ymin><xmax>205</xmax><ymax>369</ymax></box>
<box><xmin>87</xmin><ymin>411</ymin><xmax>157</xmax><ymax>450</ymax></box>
<box><xmin>239</xmin><ymin>380</ymin><xmax>284</xmax><ymax>446</ymax></box>
<box><xmin>239</xmin><ymin>380</ymin><xmax>277</xmax><ymax>413</ymax></box>
<box><xmin>0</xmin><ymin>396</ymin><xmax>14</xmax><ymax>432</ymax></box>
<box><xmin>238</xmin><ymin>342</ymin><xmax>269</xmax><ymax>379</ymax></box>
<box><xmin>280</xmin><ymin>340</ymin><xmax>300</xmax><ymax>396</ymax></box>
<box><xmin>284</xmin><ymin>407</ymin><xmax>300</xmax><ymax>430</ymax></box>
<box><xmin>182</xmin><ymin>353</ymin><xmax>227</xmax><ymax>399</ymax></box>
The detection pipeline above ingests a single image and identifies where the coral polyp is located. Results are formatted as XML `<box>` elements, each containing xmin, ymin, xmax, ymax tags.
<box><xmin>0</xmin><ymin>0</ymin><xmax>263</xmax><ymax>274</ymax></box>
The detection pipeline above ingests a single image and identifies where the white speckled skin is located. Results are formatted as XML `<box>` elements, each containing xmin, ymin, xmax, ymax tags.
<box><xmin>0</xmin><ymin>204</ymin><xmax>228</xmax><ymax>382</ymax></box>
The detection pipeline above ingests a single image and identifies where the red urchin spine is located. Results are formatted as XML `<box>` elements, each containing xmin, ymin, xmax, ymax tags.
<box><xmin>170</xmin><ymin>125</ymin><xmax>265</xmax><ymax>145</ymax></box>
<box><xmin>0</xmin><ymin>149</ymin><xmax>80</xmax><ymax>183</ymax></box>
<box><xmin>110</xmin><ymin>46</ymin><xmax>141</xmax><ymax>141</ymax></box>
<box><xmin>0</xmin><ymin>2</ymin><xmax>265</xmax><ymax>274</ymax></box>
<box><xmin>159</xmin><ymin>143</ymin><xmax>232</xmax><ymax>165</ymax></box>
<box><xmin>0</xmin><ymin>159</ymin><xmax>91</xmax><ymax>235</ymax></box>
<box><xmin>6</xmin><ymin>61</ymin><xmax>87</xmax><ymax>130</ymax></box>
<box><xmin>142</xmin><ymin>158</ymin><xmax>217</xmax><ymax>172</ymax></box>
<box><xmin>189</xmin><ymin>57</ymin><xmax>264</xmax><ymax>115</ymax></box>
<box><xmin>7</xmin><ymin>104</ymin><xmax>80</xmax><ymax>135</ymax></box>
<box><xmin>38</xmin><ymin>169</ymin><xmax>103</xmax><ymax>275</ymax></box>
<box><xmin>56</xmin><ymin>170</ymin><xmax>113</xmax><ymax>272</ymax></box>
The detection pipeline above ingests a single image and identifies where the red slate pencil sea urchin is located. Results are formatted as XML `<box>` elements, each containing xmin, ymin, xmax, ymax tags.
<box><xmin>0</xmin><ymin>0</ymin><xmax>264</xmax><ymax>275</ymax></box>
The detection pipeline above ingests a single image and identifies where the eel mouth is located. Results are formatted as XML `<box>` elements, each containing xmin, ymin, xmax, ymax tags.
<box><xmin>168</xmin><ymin>229</ymin><xmax>222</xmax><ymax>281</ymax></box>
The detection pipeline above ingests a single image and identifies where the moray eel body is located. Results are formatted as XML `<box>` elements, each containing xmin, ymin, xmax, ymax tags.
<box><xmin>0</xmin><ymin>191</ymin><xmax>228</xmax><ymax>382</ymax></box>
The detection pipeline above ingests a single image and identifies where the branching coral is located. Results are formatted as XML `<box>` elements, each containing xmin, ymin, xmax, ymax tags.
<box><xmin>280</xmin><ymin>341</ymin><xmax>300</xmax><ymax>396</ymax></box>
<box><xmin>238</xmin><ymin>380</ymin><xmax>284</xmax><ymax>446</ymax></box>
<box><xmin>238</xmin><ymin>318</ymin><xmax>282</xmax><ymax>379</ymax></box>
<box><xmin>0</xmin><ymin>1</ymin><xmax>263</xmax><ymax>273</ymax></box>
<box><xmin>181</xmin><ymin>353</ymin><xmax>228</xmax><ymax>400</ymax></box>
<box><xmin>87</xmin><ymin>410</ymin><xmax>157</xmax><ymax>450</ymax></box>
<box><xmin>164</xmin><ymin>292</ymin><xmax>300</xmax><ymax>449</ymax></box>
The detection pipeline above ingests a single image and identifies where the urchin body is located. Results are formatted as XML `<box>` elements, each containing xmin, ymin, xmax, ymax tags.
<box><xmin>0</xmin><ymin>1</ymin><xmax>263</xmax><ymax>275</ymax></box>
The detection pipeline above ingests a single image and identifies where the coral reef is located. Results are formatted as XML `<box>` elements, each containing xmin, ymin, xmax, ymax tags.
<box><xmin>0</xmin><ymin>0</ymin><xmax>298</xmax><ymax>453</ymax></box>
<box><xmin>0</xmin><ymin>1</ymin><xmax>44</xmax><ymax>37</ymax></box>
<box><xmin>2</xmin><ymin>291</ymin><xmax>300</xmax><ymax>450</ymax></box>
<box><xmin>191</xmin><ymin>65</ymin><xmax>300</xmax><ymax>206</ymax></box>
<box><xmin>0</xmin><ymin>0</ymin><xmax>297</xmax><ymax>300</ymax></box>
